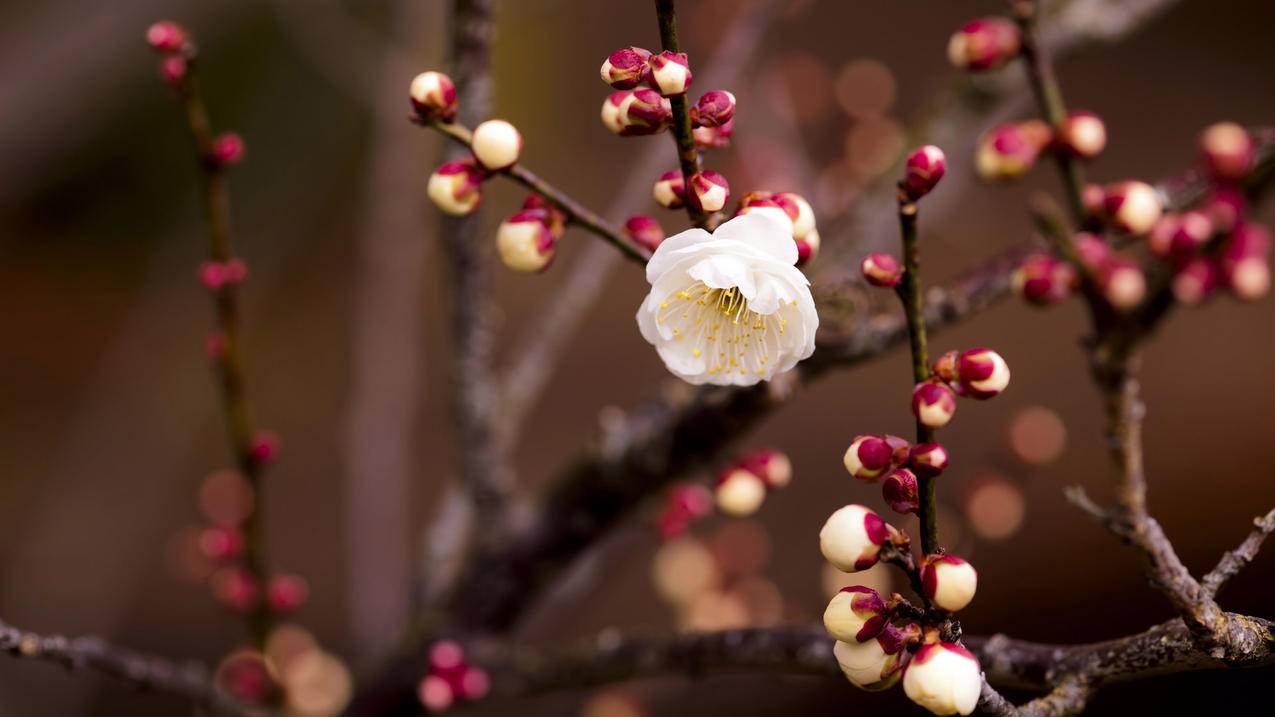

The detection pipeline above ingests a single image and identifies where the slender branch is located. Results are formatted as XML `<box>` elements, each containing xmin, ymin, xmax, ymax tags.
<box><xmin>653</xmin><ymin>0</ymin><xmax>706</xmax><ymax>227</ymax></box>
<box><xmin>0</xmin><ymin>618</ymin><xmax>244</xmax><ymax>715</ymax></box>
<box><xmin>978</xmin><ymin>679</ymin><xmax>1021</xmax><ymax>717</ymax></box>
<box><xmin>167</xmin><ymin>41</ymin><xmax>274</xmax><ymax>646</ymax></box>
<box><xmin>423</xmin><ymin>119</ymin><xmax>648</xmax><ymax>263</ymax></box>
<box><xmin>1203</xmin><ymin>506</ymin><xmax>1275</xmax><ymax>596</ymax></box>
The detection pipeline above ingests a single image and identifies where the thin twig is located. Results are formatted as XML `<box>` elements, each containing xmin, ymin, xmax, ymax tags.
<box><xmin>653</xmin><ymin>0</ymin><xmax>706</xmax><ymax>228</ymax></box>
<box><xmin>979</xmin><ymin>678</ymin><xmax>1021</xmax><ymax>717</ymax></box>
<box><xmin>1203</xmin><ymin>506</ymin><xmax>1275</xmax><ymax>597</ymax></box>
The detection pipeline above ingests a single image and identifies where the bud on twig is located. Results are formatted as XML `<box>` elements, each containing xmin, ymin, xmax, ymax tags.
<box><xmin>902</xmin><ymin>642</ymin><xmax>982</xmax><ymax>716</ymax></box>
<box><xmin>975</xmin><ymin>123</ymin><xmax>1044</xmax><ymax>181</ymax></box>
<box><xmin>409</xmin><ymin>71</ymin><xmax>458</xmax><ymax>122</ymax></box>
<box><xmin>740</xmin><ymin>448</ymin><xmax>793</xmax><ymax>489</ymax></box>
<box><xmin>687</xmin><ymin>171</ymin><xmax>730</xmax><ymax>213</ymax></box>
<box><xmin>266</xmin><ymin>574</ymin><xmax>309</xmax><ymax>613</ymax></box>
<box><xmin>861</xmin><ymin>253</ymin><xmax>903</xmax><ymax>287</ymax></box>
<box><xmin>908</xmin><ymin>443</ymin><xmax>949</xmax><ymax>479</ymax></box>
<box><xmin>882</xmin><ymin>468</ymin><xmax>920</xmax><ymax>515</ymax></box>
<box><xmin>715</xmin><ymin>467</ymin><xmax>767</xmax><ymax>517</ymax></box>
<box><xmin>947</xmin><ymin>18</ymin><xmax>1021</xmax><ymax>72</ymax></box>
<box><xmin>819</xmin><ymin>504</ymin><xmax>888</xmax><ymax>572</ymax></box>
<box><xmin>1171</xmin><ymin>257</ymin><xmax>1220</xmax><ymax>306</ymax></box>
<box><xmin>146</xmin><ymin>21</ymin><xmax>189</xmax><ymax>53</ymax></box>
<box><xmin>648</xmin><ymin>51</ymin><xmax>692</xmax><ymax>96</ymax></box>
<box><xmin>428</xmin><ymin>160</ymin><xmax>485</xmax><ymax>216</ymax></box>
<box><xmin>824</xmin><ymin>586</ymin><xmax>888</xmax><ymax>643</ymax></box>
<box><xmin>1103</xmin><ymin>180</ymin><xmax>1163</xmax><ymax>235</ymax></box>
<box><xmin>652</xmin><ymin>170</ymin><xmax>686</xmax><ymax>209</ymax></box>
<box><xmin>690</xmin><ymin>90</ymin><xmax>736</xmax><ymax>128</ymax></box>
<box><xmin>693</xmin><ymin>118</ymin><xmax>734</xmax><ymax>149</ymax></box>
<box><xmin>954</xmin><ymin>348</ymin><xmax>1010</xmax><ymax>400</ymax></box>
<box><xmin>159</xmin><ymin>55</ymin><xmax>189</xmax><ymax>87</ymax></box>
<box><xmin>1200</xmin><ymin>121</ymin><xmax>1255</xmax><ymax>181</ymax></box>
<box><xmin>902</xmin><ymin>145</ymin><xmax>946</xmax><ymax>201</ymax></box>
<box><xmin>843</xmin><ymin>435</ymin><xmax>894</xmax><ymax>482</ymax></box>
<box><xmin>1013</xmin><ymin>254</ymin><xmax>1074</xmax><ymax>305</ymax></box>
<box><xmin>921</xmin><ymin>554</ymin><xmax>978</xmax><ymax>612</ymax></box>
<box><xmin>1221</xmin><ymin>223</ymin><xmax>1272</xmax><ymax>301</ymax></box>
<box><xmin>834</xmin><ymin>624</ymin><xmax>907</xmax><ymax>691</ymax></box>
<box><xmin>795</xmin><ymin>230</ymin><xmax>820</xmax><ymax>266</ymax></box>
<box><xmin>1056</xmin><ymin>110</ymin><xmax>1106</xmax><ymax>159</ymax></box>
<box><xmin>912</xmin><ymin>382</ymin><xmax>957</xmax><ymax>428</ymax></box>
<box><xmin>211</xmin><ymin>133</ymin><xmax>245</xmax><ymax>168</ymax></box>
<box><xmin>623</xmin><ymin>214</ymin><xmax>665</xmax><ymax>253</ymax></box>
<box><xmin>470</xmin><ymin>119</ymin><xmax>522</xmax><ymax>171</ymax></box>
<box><xmin>496</xmin><ymin>210</ymin><xmax>557</xmax><ymax>273</ymax></box>
<box><xmin>600</xmin><ymin>47</ymin><xmax>652</xmax><ymax>89</ymax></box>
<box><xmin>1097</xmin><ymin>257</ymin><xmax>1147</xmax><ymax>310</ymax></box>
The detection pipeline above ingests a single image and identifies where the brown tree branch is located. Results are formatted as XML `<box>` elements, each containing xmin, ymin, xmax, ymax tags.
<box><xmin>1203</xmin><ymin>506</ymin><xmax>1275</xmax><ymax>597</ymax></box>
<box><xmin>0</xmin><ymin>618</ymin><xmax>244</xmax><ymax>715</ymax></box>
<box><xmin>653</xmin><ymin>0</ymin><xmax>706</xmax><ymax>228</ymax></box>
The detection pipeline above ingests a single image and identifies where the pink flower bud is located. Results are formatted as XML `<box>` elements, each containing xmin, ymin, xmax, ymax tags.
<box><xmin>429</xmin><ymin>640</ymin><xmax>466</xmax><ymax>673</ymax></box>
<box><xmin>833</xmin><ymin>627</ymin><xmax>905</xmax><ymax>691</ymax></box>
<box><xmin>714</xmin><ymin>467</ymin><xmax>767</xmax><ymax>517</ymax></box>
<box><xmin>211</xmin><ymin>133</ymin><xmax>245</xmax><ymax>168</ymax></box>
<box><xmin>883</xmin><ymin>435</ymin><xmax>912</xmax><ymax>467</ymax></box>
<box><xmin>409</xmin><ymin>71</ymin><xmax>458</xmax><ymax>122</ymax></box>
<box><xmin>470</xmin><ymin>119</ymin><xmax>522</xmax><ymax>171</ymax></box>
<box><xmin>648</xmin><ymin>51</ymin><xmax>692</xmax><ymax>96</ymax></box>
<box><xmin>1171</xmin><ymin>257</ymin><xmax>1220</xmax><ymax>306</ymax></box>
<box><xmin>774</xmin><ymin>192</ymin><xmax>816</xmax><ymax>240</ymax></box>
<box><xmin>1013</xmin><ymin>254</ymin><xmax>1075</xmax><ymax>305</ymax></box>
<box><xmin>417</xmin><ymin>674</ymin><xmax>454</xmax><ymax>711</ymax></box>
<box><xmin>427</xmin><ymin>159</ymin><xmax>485</xmax><ymax>216</ymax></box>
<box><xmin>843</xmin><ymin>435</ymin><xmax>894</xmax><ymax>482</ymax></box>
<box><xmin>623</xmin><ymin>214</ymin><xmax>665</xmax><ymax>253</ymax></box>
<box><xmin>975</xmin><ymin>123</ymin><xmax>1042</xmax><ymax>181</ymax></box>
<box><xmin>1056</xmin><ymin>110</ymin><xmax>1106</xmax><ymax>159</ymax></box>
<box><xmin>690</xmin><ymin>90</ymin><xmax>736</xmax><ymax>128</ymax></box>
<box><xmin>902</xmin><ymin>145</ymin><xmax>947</xmax><ymax>201</ymax></box>
<box><xmin>600</xmin><ymin>46</ymin><xmax>652</xmax><ymax>89</ymax></box>
<box><xmin>496</xmin><ymin>210</ymin><xmax>556</xmax><ymax>273</ymax></box>
<box><xmin>1098</xmin><ymin>258</ymin><xmax>1146</xmax><ymax>310</ymax></box>
<box><xmin>1103</xmin><ymin>180</ymin><xmax>1163</xmax><ymax>235</ymax></box>
<box><xmin>861</xmin><ymin>253</ymin><xmax>903</xmax><ymax>288</ymax></box>
<box><xmin>146</xmin><ymin>21</ymin><xmax>189</xmax><ymax>53</ymax></box>
<box><xmin>453</xmin><ymin>665</ymin><xmax>490</xmax><ymax>701</ymax></box>
<box><xmin>652</xmin><ymin>170</ymin><xmax>686</xmax><ymax>209</ymax></box>
<box><xmin>912</xmin><ymin>382</ymin><xmax>957</xmax><ymax>428</ymax></box>
<box><xmin>931</xmin><ymin>351</ymin><xmax>959</xmax><ymax>384</ymax></box>
<box><xmin>603</xmin><ymin>89</ymin><xmax>672</xmax><ymax>135</ymax></box>
<box><xmin>159</xmin><ymin>55</ymin><xmax>188</xmax><ymax>86</ymax></box>
<box><xmin>819</xmin><ymin>504</ymin><xmax>888</xmax><ymax>572</ymax></box>
<box><xmin>522</xmin><ymin>194</ymin><xmax>566</xmax><ymax>240</ymax></box>
<box><xmin>199</xmin><ymin>526</ymin><xmax>244</xmax><ymax>561</ymax></box>
<box><xmin>249</xmin><ymin>431</ymin><xmax>279</xmax><ymax>465</ymax></box>
<box><xmin>903</xmin><ymin>642</ymin><xmax>982</xmax><ymax>716</ymax></box>
<box><xmin>954</xmin><ymin>348</ymin><xmax>1010</xmax><ymax>400</ymax></box>
<box><xmin>795</xmin><ymin>230</ymin><xmax>821</xmax><ymax>267</ymax></box>
<box><xmin>1221</xmin><ymin>223</ymin><xmax>1272</xmax><ymax>301</ymax></box>
<box><xmin>922</xmin><ymin>554</ymin><xmax>978</xmax><ymax>612</ymax></box>
<box><xmin>669</xmin><ymin>483</ymin><xmax>714</xmax><ymax>519</ymax></box>
<box><xmin>199</xmin><ymin>261</ymin><xmax>226</xmax><ymax>291</ymax></box>
<box><xmin>266</xmin><ymin>573</ymin><xmax>309</xmax><ymax>613</ymax></box>
<box><xmin>909</xmin><ymin>443</ymin><xmax>949</xmax><ymax>479</ymax></box>
<box><xmin>693</xmin><ymin>118</ymin><xmax>734</xmax><ymax>149</ymax></box>
<box><xmin>882</xmin><ymin>468</ymin><xmax>920</xmax><ymax>515</ymax></box>
<box><xmin>222</xmin><ymin>258</ymin><xmax>248</xmax><ymax>285</ymax></box>
<box><xmin>824</xmin><ymin>585</ymin><xmax>888</xmax><ymax>643</ymax></box>
<box><xmin>1202</xmin><ymin>186</ymin><xmax>1247</xmax><ymax>233</ymax></box>
<box><xmin>740</xmin><ymin>448</ymin><xmax>793</xmax><ymax>489</ymax></box>
<box><xmin>687</xmin><ymin>171</ymin><xmax>730</xmax><ymax>213</ymax></box>
<box><xmin>1200</xmin><ymin>121</ymin><xmax>1254</xmax><ymax>181</ymax></box>
<box><xmin>947</xmin><ymin>17</ymin><xmax>1021</xmax><ymax>72</ymax></box>
<box><xmin>1072</xmin><ymin>232</ymin><xmax>1111</xmax><ymax>269</ymax></box>
<box><xmin>1081</xmin><ymin>183</ymin><xmax>1107</xmax><ymax>218</ymax></box>
<box><xmin>211</xmin><ymin>567</ymin><xmax>260</xmax><ymax>613</ymax></box>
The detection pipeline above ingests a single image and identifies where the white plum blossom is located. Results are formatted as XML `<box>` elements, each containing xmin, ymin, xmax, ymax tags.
<box><xmin>636</xmin><ymin>212</ymin><xmax>817</xmax><ymax>386</ymax></box>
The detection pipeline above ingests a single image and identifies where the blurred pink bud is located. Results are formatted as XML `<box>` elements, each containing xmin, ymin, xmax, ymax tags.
<box><xmin>823</xmin><ymin>585</ymin><xmax>888</xmax><ymax>643</ymax></box>
<box><xmin>912</xmin><ymin>382</ymin><xmax>957</xmax><ymax>428</ymax></box>
<box><xmin>211</xmin><ymin>133</ymin><xmax>245</xmax><ymax>167</ymax></box>
<box><xmin>687</xmin><ymin>170</ymin><xmax>730</xmax><ymax>213</ymax></box>
<box><xmin>409</xmin><ymin>71</ymin><xmax>458</xmax><ymax>122</ymax></box>
<box><xmin>921</xmin><ymin>554</ymin><xmax>978</xmax><ymax>613</ymax></box>
<box><xmin>1013</xmin><ymin>254</ymin><xmax>1075</xmax><ymax>305</ymax></box>
<box><xmin>267</xmin><ymin>573</ymin><xmax>310</xmax><ymax>613</ymax></box>
<box><xmin>215</xmin><ymin>650</ymin><xmax>280</xmax><ymax>707</ymax></box>
<box><xmin>1221</xmin><ymin>223</ymin><xmax>1272</xmax><ymax>301</ymax></box>
<box><xmin>623</xmin><ymin>214</ymin><xmax>665</xmax><ymax>253</ymax></box>
<box><xmin>454</xmin><ymin>666</ymin><xmax>490</xmax><ymax>701</ymax></box>
<box><xmin>205</xmin><ymin>331</ymin><xmax>228</xmax><ymax>360</ymax></box>
<box><xmin>739</xmin><ymin>448</ymin><xmax>793</xmax><ymax>489</ymax></box>
<box><xmin>955</xmin><ymin>348</ymin><xmax>1010</xmax><ymax>400</ymax></box>
<box><xmin>843</xmin><ymin>435</ymin><xmax>894</xmax><ymax>482</ymax></box>
<box><xmin>470</xmin><ymin>119</ymin><xmax>522</xmax><ymax>171</ymax></box>
<box><xmin>427</xmin><ymin>159</ymin><xmax>485</xmax><ymax>216</ymax></box>
<box><xmin>429</xmin><ymin>640</ymin><xmax>466</xmax><ymax>674</ymax></box>
<box><xmin>1056</xmin><ymin>110</ymin><xmax>1106</xmax><ymax>159</ymax></box>
<box><xmin>211</xmin><ymin>567</ymin><xmax>259</xmax><ymax>613</ymax></box>
<box><xmin>418</xmin><ymin>674</ymin><xmax>454</xmax><ymax>711</ymax></box>
<box><xmin>975</xmin><ymin>123</ymin><xmax>1042</xmax><ymax>181</ymax></box>
<box><xmin>947</xmin><ymin>18</ymin><xmax>1021</xmax><ymax>72</ymax></box>
<box><xmin>861</xmin><ymin>253</ymin><xmax>903</xmax><ymax>288</ymax></box>
<box><xmin>600</xmin><ymin>46</ymin><xmax>652</xmax><ymax>89</ymax></box>
<box><xmin>693</xmin><ymin>118</ymin><xmax>733</xmax><ymax>149</ymax></box>
<box><xmin>1171</xmin><ymin>257</ymin><xmax>1220</xmax><ymax>306</ymax></box>
<box><xmin>1098</xmin><ymin>258</ymin><xmax>1147</xmax><ymax>310</ymax></box>
<box><xmin>1154</xmin><ymin>211</ymin><xmax>1212</xmax><ymax>261</ymax></box>
<box><xmin>249</xmin><ymin>431</ymin><xmax>280</xmax><ymax>465</ymax></box>
<box><xmin>882</xmin><ymin>468</ymin><xmax>920</xmax><ymax>514</ymax></box>
<box><xmin>1081</xmin><ymin>183</ymin><xmax>1107</xmax><ymax>218</ymax></box>
<box><xmin>714</xmin><ymin>467</ymin><xmax>767</xmax><ymax>517</ymax></box>
<box><xmin>199</xmin><ymin>261</ymin><xmax>226</xmax><ymax>291</ymax></box>
<box><xmin>199</xmin><ymin>526</ymin><xmax>244</xmax><ymax>561</ymax></box>
<box><xmin>902</xmin><ymin>145</ymin><xmax>946</xmax><ymax>201</ymax></box>
<box><xmin>648</xmin><ymin>51</ymin><xmax>692</xmax><ymax>96</ymax></box>
<box><xmin>690</xmin><ymin>90</ymin><xmax>736</xmax><ymax>128</ymax></box>
<box><xmin>1200</xmin><ymin>121</ymin><xmax>1254</xmax><ymax>181</ymax></box>
<box><xmin>652</xmin><ymin>170</ymin><xmax>686</xmax><ymax>209</ymax></box>
<box><xmin>667</xmin><ymin>483</ymin><xmax>714</xmax><ymax>521</ymax></box>
<box><xmin>159</xmin><ymin>55</ymin><xmax>188</xmax><ymax>86</ymax></box>
<box><xmin>908</xmin><ymin>443</ymin><xmax>949</xmax><ymax>479</ymax></box>
<box><xmin>1202</xmin><ymin>186</ymin><xmax>1247</xmax><ymax>233</ymax></box>
<box><xmin>496</xmin><ymin>210</ymin><xmax>556</xmax><ymax>273</ymax></box>
<box><xmin>1103</xmin><ymin>180</ymin><xmax>1162</xmax><ymax>235</ymax></box>
<box><xmin>146</xmin><ymin>21</ymin><xmax>188</xmax><ymax>53</ymax></box>
<box><xmin>1073</xmin><ymin>232</ymin><xmax>1111</xmax><ymax>269</ymax></box>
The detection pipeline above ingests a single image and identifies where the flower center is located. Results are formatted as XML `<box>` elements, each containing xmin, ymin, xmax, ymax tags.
<box><xmin>656</xmin><ymin>280</ymin><xmax>789</xmax><ymax>377</ymax></box>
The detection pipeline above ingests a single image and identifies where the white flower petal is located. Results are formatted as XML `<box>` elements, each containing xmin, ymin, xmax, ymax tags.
<box><xmin>645</xmin><ymin>226</ymin><xmax>713</xmax><ymax>283</ymax></box>
<box><xmin>711</xmin><ymin>212</ymin><xmax>799</xmax><ymax>265</ymax></box>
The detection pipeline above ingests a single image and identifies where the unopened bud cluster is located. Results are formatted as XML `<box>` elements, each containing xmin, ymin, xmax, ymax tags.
<box><xmin>146</xmin><ymin>20</ymin><xmax>194</xmax><ymax>87</ymax></box>
<box><xmin>713</xmin><ymin>448</ymin><xmax>792</xmax><ymax>518</ymax></box>
<box><xmin>843</xmin><ymin>434</ymin><xmax>949</xmax><ymax>516</ymax></box>
<box><xmin>417</xmin><ymin>641</ymin><xmax>490</xmax><ymax>712</ymax></box>
<box><xmin>735</xmin><ymin>191</ymin><xmax>820</xmax><ymax>265</ymax></box>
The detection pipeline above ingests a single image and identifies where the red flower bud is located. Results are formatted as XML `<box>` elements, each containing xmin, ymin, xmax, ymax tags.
<box><xmin>824</xmin><ymin>585</ymin><xmax>888</xmax><ymax>643</ymax></box>
<box><xmin>882</xmin><ymin>468</ymin><xmax>920</xmax><ymax>514</ymax></box>
<box><xmin>1056</xmin><ymin>110</ymin><xmax>1106</xmax><ymax>159</ymax></box>
<box><xmin>1200</xmin><ymin>121</ymin><xmax>1254</xmax><ymax>181</ymax></box>
<box><xmin>1098</xmin><ymin>257</ymin><xmax>1147</xmax><ymax>310</ymax></box>
<box><xmin>417</xmin><ymin>674</ymin><xmax>454</xmax><ymax>712</ymax></box>
<box><xmin>693</xmin><ymin>118</ymin><xmax>734</xmax><ymax>149</ymax></box>
<box><xmin>902</xmin><ymin>145</ymin><xmax>946</xmax><ymax>201</ymax></box>
<box><xmin>623</xmin><ymin>214</ymin><xmax>665</xmax><ymax>253</ymax></box>
<box><xmin>690</xmin><ymin>90</ymin><xmax>736</xmax><ymax>128</ymax></box>
<box><xmin>249</xmin><ymin>431</ymin><xmax>279</xmax><ymax>465</ymax></box>
<box><xmin>739</xmin><ymin>448</ymin><xmax>793</xmax><ymax>489</ymax></box>
<box><xmin>883</xmin><ymin>435</ymin><xmax>911</xmax><ymax>468</ymax></box>
<box><xmin>522</xmin><ymin>194</ymin><xmax>566</xmax><ymax>240</ymax></box>
<box><xmin>496</xmin><ymin>210</ymin><xmax>557</xmax><ymax>273</ymax></box>
<box><xmin>211</xmin><ymin>567</ymin><xmax>259</xmax><ymax>613</ymax></box>
<box><xmin>1171</xmin><ymin>257</ymin><xmax>1220</xmax><ymax>306</ymax></box>
<box><xmin>1081</xmin><ymin>183</ymin><xmax>1107</xmax><ymax>218</ymax></box>
<box><xmin>775</xmin><ymin>192</ymin><xmax>816</xmax><ymax>240</ymax></box>
<box><xmin>199</xmin><ymin>526</ymin><xmax>244</xmax><ymax>561</ymax></box>
<box><xmin>861</xmin><ymin>253</ymin><xmax>903</xmax><ymax>287</ymax></box>
<box><xmin>1013</xmin><ymin>254</ymin><xmax>1075</xmax><ymax>305</ymax></box>
<box><xmin>1073</xmin><ymin>232</ymin><xmax>1112</xmax><ymax>269</ymax></box>
<box><xmin>1202</xmin><ymin>186</ymin><xmax>1247</xmax><ymax>233</ymax></box>
<box><xmin>146</xmin><ymin>21</ymin><xmax>189</xmax><ymax>53</ymax></box>
<box><xmin>602</xmin><ymin>89</ymin><xmax>672</xmax><ymax>136</ymax></box>
<box><xmin>652</xmin><ymin>170</ymin><xmax>686</xmax><ymax>209</ymax></box>
<box><xmin>921</xmin><ymin>554</ymin><xmax>978</xmax><ymax>612</ymax></box>
<box><xmin>211</xmin><ymin>133</ymin><xmax>245</xmax><ymax>168</ymax></box>
<box><xmin>428</xmin><ymin>159</ymin><xmax>485</xmax><ymax>216</ymax></box>
<box><xmin>159</xmin><ymin>55</ymin><xmax>188</xmax><ymax>86</ymax></box>
<box><xmin>908</xmin><ymin>443</ymin><xmax>949</xmax><ymax>479</ymax></box>
<box><xmin>912</xmin><ymin>382</ymin><xmax>957</xmax><ymax>428</ymax></box>
<box><xmin>843</xmin><ymin>435</ymin><xmax>895</xmax><ymax>482</ymax></box>
<box><xmin>947</xmin><ymin>17</ymin><xmax>1021</xmax><ymax>72</ymax></box>
<box><xmin>409</xmin><ymin>71</ymin><xmax>458</xmax><ymax>122</ymax></box>
<box><xmin>600</xmin><ymin>46</ymin><xmax>652</xmax><ymax>90</ymax></box>
<box><xmin>648</xmin><ymin>51</ymin><xmax>692</xmax><ymax>96</ymax></box>
<box><xmin>266</xmin><ymin>573</ymin><xmax>310</xmax><ymax>613</ymax></box>
<box><xmin>1221</xmin><ymin>223</ymin><xmax>1272</xmax><ymax>301</ymax></box>
<box><xmin>1103</xmin><ymin>180</ymin><xmax>1163</xmax><ymax>235</ymax></box>
<box><xmin>687</xmin><ymin>170</ymin><xmax>730</xmax><ymax>213</ymax></box>
<box><xmin>975</xmin><ymin>123</ymin><xmax>1043</xmax><ymax>181</ymax></box>
<box><xmin>795</xmin><ymin>230</ymin><xmax>820</xmax><ymax>267</ymax></box>
<box><xmin>954</xmin><ymin>348</ymin><xmax>1010</xmax><ymax>400</ymax></box>
<box><xmin>931</xmin><ymin>351</ymin><xmax>959</xmax><ymax>384</ymax></box>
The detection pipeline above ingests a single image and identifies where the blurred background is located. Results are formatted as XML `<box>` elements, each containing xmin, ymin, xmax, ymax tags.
<box><xmin>1</xmin><ymin>0</ymin><xmax>1274</xmax><ymax>714</ymax></box>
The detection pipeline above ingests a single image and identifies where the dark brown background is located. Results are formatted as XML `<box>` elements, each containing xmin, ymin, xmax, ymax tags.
<box><xmin>1</xmin><ymin>0</ymin><xmax>1273</xmax><ymax>714</ymax></box>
